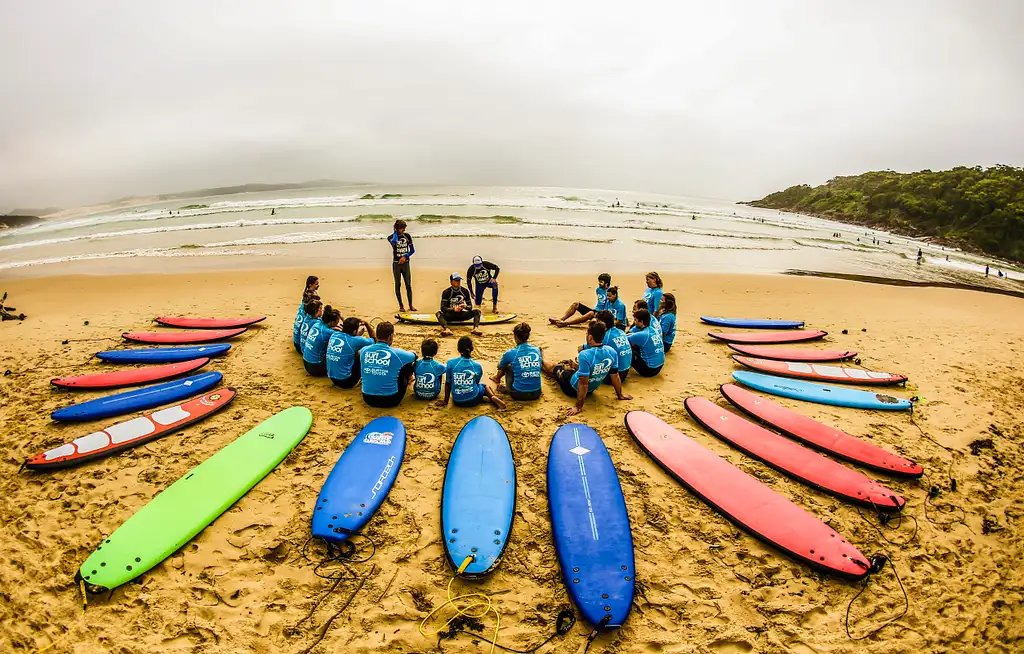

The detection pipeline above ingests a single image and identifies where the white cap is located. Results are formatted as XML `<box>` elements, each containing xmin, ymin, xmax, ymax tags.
<box><xmin>472</xmin><ymin>255</ymin><xmax>483</xmax><ymax>266</ymax></box>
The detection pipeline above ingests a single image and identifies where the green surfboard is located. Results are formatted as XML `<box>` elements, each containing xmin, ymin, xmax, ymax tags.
<box><xmin>77</xmin><ymin>406</ymin><xmax>313</xmax><ymax>593</ymax></box>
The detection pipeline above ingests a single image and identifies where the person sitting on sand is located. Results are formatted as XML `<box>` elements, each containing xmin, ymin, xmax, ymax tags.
<box><xmin>493</xmin><ymin>322</ymin><xmax>542</xmax><ymax>401</ymax></box>
<box><xmin>580</xmin><ymin>310</ymin><xmax>632</xmax><ymax>385</ymax></box>
<box><xmin>293</xmin><ymin>277</ymin><xmax>320</xmax><ymax>352</ymax></box>
<box><xmin>436</xmin><ymin>273</ymin><xmax>482</xmax><ymax>337</ymax></box>
<box><xmin>467</xmin><ymin>255</ymin><xmax>501</xmax><ymax>313</ymax></box>
<box><xmin>303</xmin><ymin>306</ymin><xmax>342</xmax><ymax>376</ymax></box>
<box><xmin>628</xmin><ymin>299</ymin><xmax>661</xmax><ymax>336</ymax></box>
<box><xmin>326</xmin><ymin>317</ymin><xmax>376</xmax><ymax>388</ymax></box>
<box><xmin>296</xmin><ymin>299</ymin><xmax>322</xmax><ymax>354</ymax></box>
<box><xmin>0</xmin><ymin>292</ymin><xmax>26</xmax><ymax>321</ymax></box>
<box><xmin>388</xmin><ymin>219</ymin><xmax>417</xmax><ymax>312</ymax></box>
<box><xmin>359</xmin><ymin>321</ymin><xmax>418</xmax><ymax>408</ymax></box>
<box><xmin>437</xmin><ymin>336</ymin><xmax>506</xmax><ymax>409</ymax></box>
<box><xmin>413</xmin><ymin>339</ymin><xmax>446</xmax><ymax>400</ymax></box>
<box><xmin>542</xmin><ymin>320</ymin><xmax>631</xmax><ymax>417</ymax></box>
<box><xmin>549</xmin><ymin>273</ymin><xmax>612</xmax><ymax>327</ymax></box>
<box><xmin>627</xmin><ymin>309</ymin><xmax>665</xmax><ymax>377</ymax></box>
<box><xmin>643</xmin><ymin>272</ymin><xmax>664</xmax><ymax>313</ymax></box>
<box><xmin>606</xmin><ymin>286</ymin><xmax>628</xmax><ymax>330</ymax></box>
<box><xmin>656</xmin><ymin>293</ymin><xmax>677</xmax><ymax>352</ymax></box>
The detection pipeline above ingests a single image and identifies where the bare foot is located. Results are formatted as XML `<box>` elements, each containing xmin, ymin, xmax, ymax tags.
<box><xmin>440</xmin><ymin>328</ymin><xmax>453</xmax><ymax>337</ymax></box>
<box><xmin>548</xmin><ymin>317</ymin><xmax>559</xmax><ymax>325</ymax></box>
<box><xmin>409</xmin><ymin>306</ymin><xmax>418</xmax><ymax>311</ymax></box>
<box><xmin>554</xmin><ymin>320</ymin><xmax>567</xmax><ymax>328</ymax></box>
<box><xmin>490</xmin><ymin>395</ymin><xmax>507</xmax><ymax>409</ymax></box>
<box><xmin>471</xmin><ymin>329</ymin><xmax>483</xmax><ymax>336</ymax></box>
<box><xmin>495</xmin><ymin>383</ymin><xmax>507</xmax><ymax>394</ymax></box>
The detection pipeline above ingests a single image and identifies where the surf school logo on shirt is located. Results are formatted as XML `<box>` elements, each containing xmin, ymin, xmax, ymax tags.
<box><xmin>328</xmin><ymin>338</ymin><xmax>345</xmax><ymax>353</ymax></box>
<box><xmin>363</xmin><ymin>431</ymin><xmax>394</xmax><ymax>446</ymax></box>
<box><xmin>415</xmin><ymin>372</ymin><xmax>436</xmax><ymax>390</ymax></box>
<box><xmin>518</xmin><ymin>351</ymin><xmax>541</xmax><ymax>377</ymax></box>
<box><xmin>364</xmin><ymin>350</ymin><xmax>392</xmax><ymax>366</ymax></box>
<box><xmin>453</xmin><ymin>371</ymin><xmax>475</xmax><ymax>387</ymax></box>
<box><xmin>591</xmin><ymin>359</ymin><xmax>612</xmax><ymax>377</ymax></box>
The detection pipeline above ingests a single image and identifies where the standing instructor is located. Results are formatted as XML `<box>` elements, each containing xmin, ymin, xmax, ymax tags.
<box><xmin>466</xmin><ymin>255</ymin><xmax>500</xmax><ymax>313</ymax></box>
<box><xmin>388</xmin><ymin>219</ymin><xmax>416</xmax><ymax>312</ymax></box>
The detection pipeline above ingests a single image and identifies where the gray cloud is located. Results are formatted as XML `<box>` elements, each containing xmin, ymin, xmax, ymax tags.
<box><xmin>1</xmin><ymin>0</ymin><xmax>1022</xmax><ymax>209</ymax></box>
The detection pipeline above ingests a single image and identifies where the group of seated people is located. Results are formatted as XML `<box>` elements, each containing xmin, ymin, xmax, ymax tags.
<box><xmin>292</xmin><ymin>270</ymin><xmax>677</xmax><ymax>415</ymax></box>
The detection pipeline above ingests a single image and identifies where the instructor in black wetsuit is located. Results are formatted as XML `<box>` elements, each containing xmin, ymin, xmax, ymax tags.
<box><xmin>387</xmin><ymin>219</ymin><xmax>416</xmax><ymax>311</ymax></box>
<box><xmin>466</xmin><ymin>255</ymin><xmax>500</xmax><ymax>313</ymax></box>
<box><xmin>436</xmin><ymin>272</ymin><xmax>482</xmax><ymax>337</ymax></box>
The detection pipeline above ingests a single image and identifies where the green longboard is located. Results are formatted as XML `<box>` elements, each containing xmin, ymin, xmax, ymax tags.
<box><xmin>77</xmin><ymin>406</ymin><xmax>313</xmax><ymax>593</ymax></box>
<box><xmin>394</xmin><ymin>312</ymin><xmax>517</xmax><ymax>325</ymax></box>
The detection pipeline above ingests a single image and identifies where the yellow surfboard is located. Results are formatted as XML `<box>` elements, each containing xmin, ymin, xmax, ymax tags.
<box><xmin>394</xmin><ymin>312</ymin><xmax>518</xmax><ymax>325</ymax></box>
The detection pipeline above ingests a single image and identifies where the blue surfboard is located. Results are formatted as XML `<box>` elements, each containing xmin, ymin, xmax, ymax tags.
<box><xmin>701</xmin><ymin>316</ymin><xmax>805</xmax><ymax>329</ymax></box>
<box><xmin>548</xmin><ymin>424</ymin><xmax>635</xmax><ymax>630</ymax></box>
<box><xmin>312</xmin><ymin>416</ymin><xmax>406</xmax><ymax>543</ymax></box>
<box><xmin>732</xmin><ymin>371</ymin><xmax>913</xmax><ymax>411</ymax></box>
<box><xmin>51</xmin><ymin>372</ymin><xmax>223</xmax><ymax>422</ymax></box>
<box><xmin>442</xmin><ymin>416</ymin><xmax>515</xmax><ymax>577</ymax></box>
<box><xmin>96</xmin><ymin>344</ymin><xmax>232</xmax><ymax>364</ymax></box>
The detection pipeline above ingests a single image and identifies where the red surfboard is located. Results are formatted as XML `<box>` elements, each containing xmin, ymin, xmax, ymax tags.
<box><xmin>122</xmin><ymin>328</ymin><xmax>247</xmax><ymax>344</ymax></box>
<box><xmin>50</xmin><ymin>358</ymin><xmax>210</xmax><ymax>390</ymax></box>
<box><xmin>24</xmin><ymin>388</ymin><xmax>236</xmax><ymax>470</ymax></box>
<box><xmin>624</xmin><ymin>411</ymin><xmax>871</xmax><ymax>580</ymax></box>
<box><xmin>684</xmin><ymin>397</ymin><xmax>904</xmax><ymax>510</ymax></box>
<box><xmin>732</xmin><ymin>356</ymin><xmax>907</xmax><ymax>386</ymax></box>
<box><xmin>721</xmin><ymin>383</ymin><xmax>923</xmax><ymax>478</ymax></box>
<box><xmin>708</xmin><ymin>330</ymin><xmax>827</xmax><ymax>344</ymax></box>
<box><xmin>155</xmin><ymin>316</ymin><xmax>266</xmax><ymax>329</ymax></box>
<box><xmin>727</xmin><ymin>344</ymin><xmax>858</xmax><ymax>362</ymax></box>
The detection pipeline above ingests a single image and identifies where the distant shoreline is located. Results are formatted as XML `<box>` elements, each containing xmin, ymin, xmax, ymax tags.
<box><xmin>784</xmin><ymin>269</ymin><xmax>1024</xmax><ymax>299</ymax></box>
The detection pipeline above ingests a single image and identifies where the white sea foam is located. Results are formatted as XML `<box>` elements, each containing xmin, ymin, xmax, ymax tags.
<box><xmin>0</xmin><ymin>248</ymin><xmax>273</xmax><ymax>271</ymax></box>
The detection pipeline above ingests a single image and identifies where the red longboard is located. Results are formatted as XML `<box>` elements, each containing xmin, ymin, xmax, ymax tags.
<box><xmin>50</xmin><ymin>358</ymin><xmax>210</xmax><ymax>390</ymax></box>
<box><xmin>708</xmin><ymin>330</ymin><xmax>827</xmax><ymax>344</ymax></box>
<box><xmin>728</xmin><ymin>344</ymin><xmax>858</xmax><ymax>362</ymax></box>
<box><xmin>624</xmin><ymin>410</ymin><xmax>871</xmax><ymax>580</ymax></box>
<box><xmin>732</xmin><ymin>356</ymin><xmax>907</xmax><ymax>386</ymax></box>
<box><xmin>684</xmin><ymin>397</ymin><xmax>904</xmax><ymax>510</ymax></box>
<box><xmin>24</xmin><ymin>388</ymin><xmax>236</xmax><ymax>470</ymax></box>
<box><xmin>122</xmin><ymin>328</ymin><xmax>247</xmax><ymax>344</ymax></box>
<box><xmin>721</xmin><ymin>384</ymin><xmax>923</xmax><ymax>478</ymax></box>
<box><xmin>155</xmin><ymin>316</ymin><xmax>266</xmax><ymax>329</ymax></box>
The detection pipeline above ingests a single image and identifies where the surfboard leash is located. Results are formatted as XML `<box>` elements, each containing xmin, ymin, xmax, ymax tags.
<box><xmin>420</xmin><ymin>556</ymin><xmax>502</xmax><ymax>654</ymax></box>
<box><xmin>844</xmin><ymin>553</ymin><xmax>908</xmax><ymax>641</ymax></box>
<box><xmin>856</xmin><ymin>497</ymin><xmax>919</xmax><ymax>547</ymax></box>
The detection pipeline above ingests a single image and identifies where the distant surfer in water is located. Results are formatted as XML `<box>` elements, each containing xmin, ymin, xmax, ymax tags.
<box><xmin>388</xmin><ymin>219</ymin><xmax>416</xmax><ymax>312</ymax></box>
<box><xmin>542</xmin><ymin>319</ymin><xmax>630</xmax><ymax>417</ymax></box>
<box><xmin>466</xmin><ymin>255</ymin><xmax>500</xmax><ymax>313</ymax></box>
<box><xmin>550</xmin><ymin>273</ymin><xmax>612</xmax><ymax>327</ymax></box>
<box><xmin>436</xmin><ymin>273</ymin><xmax>482</xmax><ymax>337</ymax></box>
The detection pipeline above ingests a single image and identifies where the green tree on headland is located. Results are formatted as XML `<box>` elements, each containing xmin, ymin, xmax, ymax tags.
<box><xmin>746</xmin><ymin>165</ymin><xmax>1024</xmax><ymax>262</ymax></box>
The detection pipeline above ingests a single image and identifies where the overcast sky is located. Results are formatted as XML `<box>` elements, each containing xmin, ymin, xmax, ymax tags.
<box><xmin>1</xmin><ymin>0</ymin><xmax>1022</xmax><ymax>209</ymax></box>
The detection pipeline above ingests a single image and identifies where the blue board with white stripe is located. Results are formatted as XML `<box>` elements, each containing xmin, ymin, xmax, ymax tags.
<box><xmin>96</xmin><ymin>344</ymin><xmax>232</xmax><ymax>363</ymax></box>
<box><xmin>701</xmin><ymin>316</ymin><xmax>805</xmax><ymax>329</ymax></box>
<box><xmin>547</xmin><ymin>423</ymin><xmax>635</xmax><ymax>630</ymax></box>
<box><xmin>50</xmin><ymin>372</ymin><xmax>223</xmax><ymax>422</ymax></box>
<box><xmin>732</xmin><ymin>371</ymin><xmax>913</xmax><ymax>411</ymax></box>
<box><xmin>441</xmin><ymin>416</ymin><xmax>515</xmax><ymax>577</ymax></box>
<box><xmin>312</xmin><ymin>416</ymin><xmax>406</xmax><ymax>543</ymax></box>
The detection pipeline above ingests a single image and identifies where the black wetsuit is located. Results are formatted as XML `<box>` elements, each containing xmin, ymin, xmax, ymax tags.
<box><xmin>388</xmin><ymin>231</ymin><xmax>415</xmax><ymax>307</ymax></box>
<box><xmin>436</xmin><ymin>286</ymin><xmax>481</xmax><ymax>329</ymax></box>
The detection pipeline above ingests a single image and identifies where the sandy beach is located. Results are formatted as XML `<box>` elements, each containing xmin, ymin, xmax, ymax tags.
<box><xmin>1</xmin><ymin>266</ymin><xmax>1023</xmax><ymax>654</ymax></box>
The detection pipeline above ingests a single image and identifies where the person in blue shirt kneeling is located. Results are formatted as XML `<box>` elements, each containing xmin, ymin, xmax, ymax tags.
<box><xmin>493</xmin><ymin>322</ymin><xmax>542</xmax><ymax>402</ymax></box>
<box><xmin>542</xmin><ymin>319</ymin><xmax>631</xmax><ymax>417</ymax></box>
<box><xmin>437</xmin><ymin>336</ymin><xmax>506</xmax><ymax>409</ymax></box>
<box><xmin>413</xmin><ymin>339</ymin><xmax>446</xmax><ymax>400</ymax></box>
<box><xmin>327</xmin><ymin>317</ymin><xmax>376</xmax><ymax>388</ymax></box>
<box><xmin>303</xmin><ymin>305</ymin><xmax>342</xmax><ymax>376</ymax></box>
<box><xmin>627</xmin><ymin>309</ymin><xmax>665</xmax><ymax>377</ymax></box>
<box><xmin>360</xmin><ymin>321</ymin><xmax>418</xmax><ymax>408</ymax></box>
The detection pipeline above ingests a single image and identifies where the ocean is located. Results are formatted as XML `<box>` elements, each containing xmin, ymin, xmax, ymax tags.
<box><xmin>0</xmin><ymin>184</ymin><xmax>1018</xmax><ymax>285</ymax></box>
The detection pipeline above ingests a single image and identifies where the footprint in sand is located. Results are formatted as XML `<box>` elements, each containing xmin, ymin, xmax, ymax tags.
<box><xmin>709</xmin><ymin>639</ymin><xmax>754</xmax><ymax>654</ymax></box>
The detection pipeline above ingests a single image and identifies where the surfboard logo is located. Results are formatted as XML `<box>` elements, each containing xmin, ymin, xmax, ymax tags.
<box><xmin>364</xmin><ymin>431</ymin><xmax>393</xmax><ymax>446</ymax></box>
<box><xmin>371</xmin><ymin>456</ymin><xmax>397</xmax><ymax>499</ymax></box>
<box><xmin>569</xmin><ymin>446</ymin><xmax>590</xmax><ymax>457</ymax></box>
<box><xmin>875</xmin><ymin>394</ymin><xmax>899</xmax><ymax>404</ymax></box>
<box><xmin>257</xmin><ymin>431</ymin><xmax>275</xmax><ymax>439</ymax></box>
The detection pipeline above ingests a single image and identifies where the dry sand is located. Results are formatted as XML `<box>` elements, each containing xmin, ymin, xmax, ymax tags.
<box><xmin>1</xmin><ymin>267</ymin><xmax>1022</xmax><ymax>654</ymax></box>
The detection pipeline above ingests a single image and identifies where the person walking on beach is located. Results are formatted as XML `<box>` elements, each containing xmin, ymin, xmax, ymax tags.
<box><xmin>359</xmin><ymin>321</ymin><xmax>417</xmax><ymax>408</ymax></box>
<box><xmin>541</xmin><ymin>319</ymin><xmax>630</xmax><ymax>417</ymax></box>
<box><xmin>550</xmin><ymin>273</ymin><xmax>612</xmax><ymax>327</ymax></box>
<box><xmin>986</xmin><ymin>265</ymin><xmax>990</xmax><ymax>276</ymax></box>
<box><xmin>436</xmin><ymin>273</ymin><xmax>482</xmax><ymax>337</ymax></box>
<box><xmin>466</xmin><ymin>255</ymin><xmax>501</xmax><ymax>313</ymax></box>
<box><xmin>388</xmin><ymin>219</ymin><xmax>416</xmax><ymax>311</ymax></box>
<box><xmin>436</xmin><ymin>336</ymin><xmax>506</xmax><ymax>409</ymax></box>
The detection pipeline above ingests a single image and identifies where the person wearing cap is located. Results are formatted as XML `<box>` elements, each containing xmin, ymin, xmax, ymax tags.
<box><xmin>466</xmin><ymin>255</ymin><xmax>501</xmax><ymax>313</ymax></box>
<box><xmin>436</xmin><ymin>272</ymin><xmax>482</xmax><ymax>337</ymax></box>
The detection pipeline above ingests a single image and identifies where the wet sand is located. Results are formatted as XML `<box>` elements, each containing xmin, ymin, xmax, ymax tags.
<box><xmin>1</xmin><ymin>267</ymin><xmax>1022</xmax><ymax>653</ymax></box>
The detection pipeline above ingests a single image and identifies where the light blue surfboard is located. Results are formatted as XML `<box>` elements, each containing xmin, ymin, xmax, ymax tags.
<box><xmin>732</xmin><ymin>371</ymin><xmax>913</xmax><ymax>411</ymax></box>
<box><xmin>51</xmin><ymin>371</ymin><xmax>224</xmax><ymax>422</ymax></box>
<box><xmin>548</xmin><ymin>424</ymin><xmax>635</xmax><ymax>630</ymax></box>
<box><xmin>442</xmin><ymin>416</ymin><xmax>515</xmax><ymax>576</ymax></box>
<box><xmin>312</xmin><ymin>416</ymin><xmax>406</xmax><ymax>543</ymax></box>
<box><xmin>96</xmin><ymin>344</ymin><xmax>232</xmax><ymax>363</ymax></box>
<box><xmin>702</xmin><ymin>316</ymin><xmax>805</xmax><ymax>329</ymax></box>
